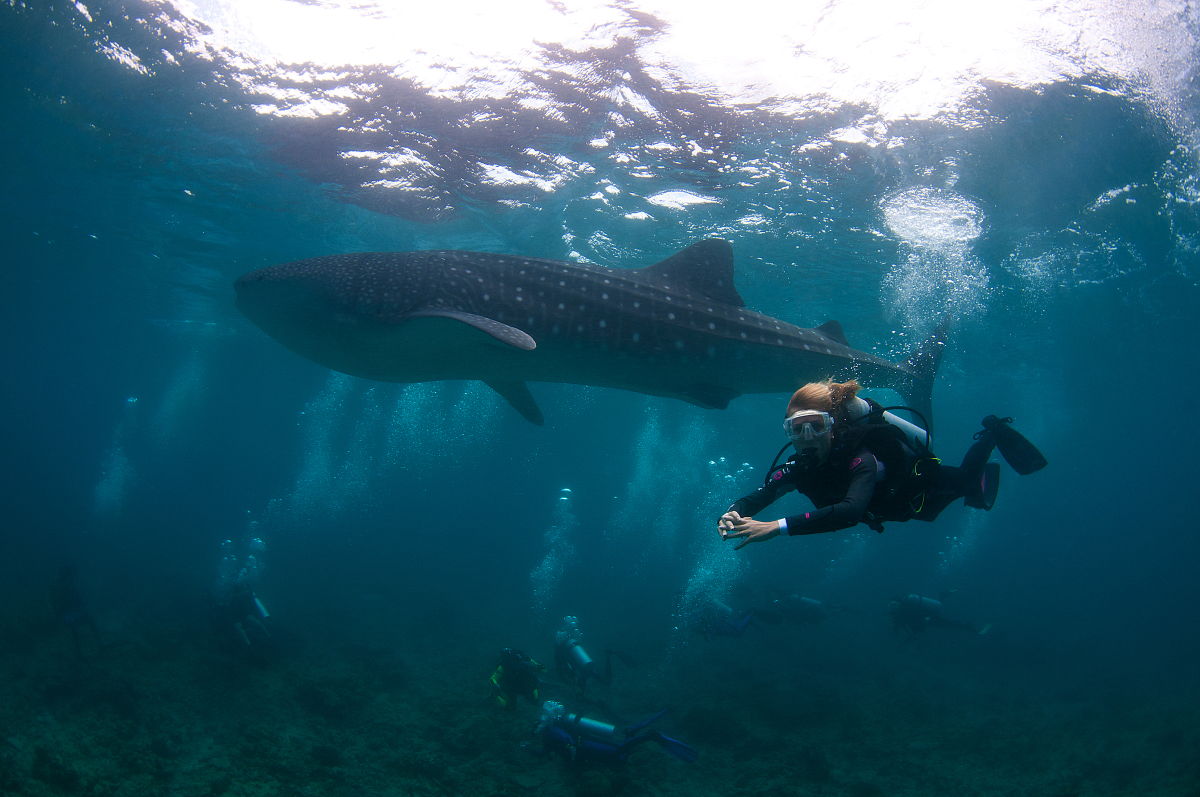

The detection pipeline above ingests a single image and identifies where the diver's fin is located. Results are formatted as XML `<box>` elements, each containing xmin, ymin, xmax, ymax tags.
<box><xmin>624</xmin><ymin>709</ymin><xmax>668</xmax><ymax>736</ymax></box>
<box><xmin>964</xmin><ymin>462</ymin><xmax>1000</xmax><ymax>510</ymax></box>
<box><xmin>981</xmin><ymin>416</ymin><xmax>1047</xmax><ymax>475</ymax></box>
<box><xmin>653</xmin><ymin>732</ymin><xmax>699</xmax><ymax>763</ymax></box>
<box><xmin>485</xmin><ymin>380</ymin><xmax>544</xmax><ymax>425</ymax></box>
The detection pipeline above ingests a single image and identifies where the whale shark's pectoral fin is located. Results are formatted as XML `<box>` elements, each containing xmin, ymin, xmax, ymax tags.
<box><xmin>681</xmin><ymin>384</ymin><xmax>741</xmax><ymax>410</ymax></box>
<box><xmin>408</xmin><ymin>309</ymin><xmax>536</xmax><ymax>351</ymax></box>
<box><xmin>485</xmin><ymin>380</ymin><xmax>544</xmax><ymax>425</ymax></box>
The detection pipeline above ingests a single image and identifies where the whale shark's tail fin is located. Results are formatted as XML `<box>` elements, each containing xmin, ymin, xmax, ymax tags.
<box><xmin>898</xmin><ymin>318</ymin><xmax>949</xmax><ymax>432</ymax></box>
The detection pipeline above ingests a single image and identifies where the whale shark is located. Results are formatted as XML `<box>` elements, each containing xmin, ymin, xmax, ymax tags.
<box><xmin>234</xmin><ymin>239</ymin><xmax>944</xmax><ymax>424</ymax></box>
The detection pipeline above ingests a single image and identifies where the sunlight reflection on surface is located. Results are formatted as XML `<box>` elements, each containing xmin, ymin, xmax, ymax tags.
<box><xmin>143</xmin><ymin>0</ymin><xmax>1189</xmax><ymax>121</ymax></box>
<box><xmin>62</xmin><ymin>0</ymin><xmax>1193</xmax><ymax>263</ymax></box>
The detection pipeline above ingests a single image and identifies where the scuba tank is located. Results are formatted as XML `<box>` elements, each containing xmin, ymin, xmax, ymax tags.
<box><xmin>795</xmin><ymin>596</ymin><xmax>828</xmax><ymax>619</ymax></box>
<box><xmin>556</xmin><ymin>616</ymin><xmax>594</xmax><ymax>674</ymax></box>
<box><xmin>906</xmin><ymin>594</ymin><xmax>943</xmax><ymax>613</ymax></box>
<box><xmin>537</xmin><ymin>701</ymin><xmax>618</xmax><ymax>741</ymax></box>
<box><xmin>842</xmin><ymin>396</ymin><xmax>931</xmax><ymax>453</ymax></box>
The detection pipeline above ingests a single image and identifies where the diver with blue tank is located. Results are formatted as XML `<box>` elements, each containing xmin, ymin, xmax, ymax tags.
<box><xmin>718</xmin><ymin>379</ymin><xmax>1047</xmax><ymax>547</ymax></box>
<box><xmin>554</xmin><ymin>615</ymin><xmax>634</xmax><ymax>693</ymax></box>
<box><xmin>536</xmin><ymin>700</ymin><xmax>697</xmax><ymax>764</ymax></box>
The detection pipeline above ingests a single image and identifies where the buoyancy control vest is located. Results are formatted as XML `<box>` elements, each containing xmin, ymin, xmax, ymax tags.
<box><xmin>757</xmin><ymin>397</ymin><xmax>941</xmax><ymax>532</ymax></box>
<box><xmin>837</xmin><ymin>397</ymin><xmax>943</xmax><ymax>529</ymax></box>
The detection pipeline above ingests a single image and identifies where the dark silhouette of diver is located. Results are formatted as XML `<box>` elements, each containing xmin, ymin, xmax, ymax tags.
<box><xmin>554</xmin><ymin>616</ymin><xmax>635</xmax><ymax>692</ymax></box>
<box><xmin>684</xmin><ymin>597</ymin><xmax>756</xmax><ymax>640</ymax></box>
<box><xmin>51</xmin><ymin>564</ymin><xmax>102</xmax><ymax>659</ymax></box>
<box><xmin>213</xmin><ymin>581</ymin><xmax>271</xmax><ymax>653</ymax></box>
<box><xmin>754</xmin><ymin>592</ymin><xmax>832</xmax><ymax>626</ymax></box>
<box><xmin>719</xmin><ymin>380</ymin><xmax>1047</xmax><ymax>548</ymax></box>
<box><xmin>490</xmin><ymin>648</ymin><xmax>545</xmax><ymax>709</ymax></box>
<box><xmin>537</xmin><ymin>700</ymin><xmax>697</xmax><ymax>765</ymax></box>
<box><xmin>212</xmin><ymin>537</ymin><xmax>273</xmax><ymax>657</ymax></box>
<box><xmin>889</xmin><ymin>593</ymin><xmax>989</xmax><ymax>637</ymax></box>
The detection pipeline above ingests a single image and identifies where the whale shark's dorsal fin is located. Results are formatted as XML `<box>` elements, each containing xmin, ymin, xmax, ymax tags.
<box><xmin>814</xmin><ymin>320</ymin><xmax>849</xmax><ymax>347</ymax></box>
<box><xmin>641</xmin><ymin>239</ymin><xmax>744</xmax><ymax>307</ymax></box>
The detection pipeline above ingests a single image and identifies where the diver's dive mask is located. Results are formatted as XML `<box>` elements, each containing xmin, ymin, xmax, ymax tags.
<box><xmin>783</xmin><ymin>410</ymin><xmax>834</xmax><ymax>465</ymax></box>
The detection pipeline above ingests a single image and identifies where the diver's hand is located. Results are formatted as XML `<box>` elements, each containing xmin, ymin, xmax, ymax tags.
<box><xmin>717</xmin><ymin>511</ymin><xmax>742</xmax><ymax>536</ymax></box>
<box><xmin>721</xmin><ymin>516</ymin><xmax>781</xmax><ymax>550</ymax></box>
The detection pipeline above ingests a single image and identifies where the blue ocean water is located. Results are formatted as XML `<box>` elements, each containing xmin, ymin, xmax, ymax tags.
<box><xmin>2</xmin><ymin>1</ymin><xmax>1199</xmax><ymax>794</ymax></box>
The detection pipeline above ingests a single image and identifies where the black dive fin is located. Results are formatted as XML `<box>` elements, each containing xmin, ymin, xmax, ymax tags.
<box><xmin>486</xmin><ymin>380</ymin><xmax>544</xmax><ymax>425</ymax></box>
<box><xmin>965</xmin><ymin>462</ymin><xmax>1000</xmax><ymax>509</ymax></box>
<box><xmin>982</xmin><ymin>416</ymin><xmax>1047</xmax><ymax>475</ymax></box>
<box><xmin>654</xmin><ymin>733</ymin><xmax>699</xmax><ymax>763</ymax></box>
<box><xmin>625</xmin><ymin>709</ymin><xmax>668</xmax><ymax>736</ymax></box>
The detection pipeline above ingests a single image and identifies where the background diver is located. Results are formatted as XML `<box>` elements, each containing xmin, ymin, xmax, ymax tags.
<box><xmin>687</xmin><ymin>597</ymin><xmax>756</xmax><ymax>639</ymax></box>
<box><xmin>212</xmin><ymin>537</ymin><xmax>272</xmax><ymax>654</ymax></box>
<box><xmin>718</xmin><ymin>379</ymin><xmax>1047</xmax><ymax>549</ymax></box>
<box><xmin>51</xmin><ymin>564</ymin><xmax>103</xmax><ymax>660</ymax></box>
<box><xmin>890</xmin><ymin>593</ymin><xmax>990</xmax><ymax>637</ymax></box>
<box><xmin>754</xmin><ymin>592</ymin><xmax>833</xmax><ymax>626</ymax></box>
<box><xmin>555</xmin><ymin>615</ymin><xmax>635</xmax><ymax>692</ymax></box>
<box><xmin>490</xmin><ymin>647</ymin><xmax>545</xmax><ymax>708</ymax></box>
<box><xmin>537</xmin><ymin>700</ymin><xmax>697</xmax><ymax>765</ymax></box>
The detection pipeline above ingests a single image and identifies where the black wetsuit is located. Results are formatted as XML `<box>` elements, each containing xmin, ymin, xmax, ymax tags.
<box><xmin>729</xmin><ymin>415</ymin><xmax>996</xmax><ymax>535</ymax></box>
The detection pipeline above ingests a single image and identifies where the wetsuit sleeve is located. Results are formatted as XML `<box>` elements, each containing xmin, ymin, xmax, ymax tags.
<box><xmin>781</xmin><ymin>452</ymin><xmax>878</xmax><ymax>535</ymax></box>
<box><xmin>727</xmin><ymin>467</ymin><xmax>796</xmax><ymax>517</ymax></box>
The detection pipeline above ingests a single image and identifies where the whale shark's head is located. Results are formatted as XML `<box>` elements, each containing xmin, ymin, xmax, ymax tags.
<box><xmin>235</xmin><ymin>253</ymin><xmax>430</xmax><ymax>370</ymax></box>
<box><xmin>236</xmin><ymin>259</ymin><xmax>344</xmax><ymax>348</ymax></box>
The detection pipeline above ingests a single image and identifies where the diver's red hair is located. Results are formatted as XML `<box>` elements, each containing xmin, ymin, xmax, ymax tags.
<box><xmin>786</xmin><ymin>379</ymin><xmax>861</xmax><ymax>420</ymax></box>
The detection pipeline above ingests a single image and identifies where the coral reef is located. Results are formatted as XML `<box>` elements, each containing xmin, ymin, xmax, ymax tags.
<box><xmin>1</xmin><ymin>610</ymin><xmax>1197</xmax><ymax>797</ymax></box>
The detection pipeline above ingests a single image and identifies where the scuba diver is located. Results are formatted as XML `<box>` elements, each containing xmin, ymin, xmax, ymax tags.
<box><xmin>718</xmin><ymin>379</ymin><xmax>1047</xmax><ymax>549</ymax></box>
<box><xmin>214</xmin><ymin>581</ymin><xmax>271</xmax><ymax>652</ymax></box>
<box><xmin>212</xmin><ymin>537</ymin><xmax>272</xmax><ymax>654</ymax></box>
<box><xmin>51</xmin><ymin>564</ymin><xmax>103</xmax><ymax>659</ymax></box>
<box><xmin>889</xmin><ymin>593</ymin><xmax>989</xmax><ymax>637</ymax></box>
<box><xmin>490</xmin><ymin>648</ymin><xmax>545</xmax><ymax>709</ymax></box>
<box><xmin>537</xmin><ymin>701</ymin><xmax>697</xmax><ymax>765</ymax></box>
<box><xmin>754</xmin><ymin>592</ymin><xmax>832</xmax><ymax>627</ymax></box>
<box><xmin>554</xmin><ymin>616</ymin><xmax>634</xmax><ymax>692</ymax></box>
<box><xmin>688</xmin><ymin>597</ymin><xmax>756</xmax><ymax>639</ymax></box>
